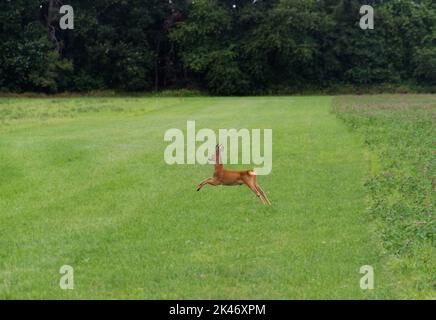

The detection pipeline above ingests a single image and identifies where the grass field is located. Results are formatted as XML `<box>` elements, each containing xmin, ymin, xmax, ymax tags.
<box><xmin>0</xmin><ymin>95</ymin><xmax>433</xmax><ymax>299</ymax></box>
<box><xmin>334</xmin><ymin>95</ymin><xmax>435</xmax><ymax>298</ymax></box>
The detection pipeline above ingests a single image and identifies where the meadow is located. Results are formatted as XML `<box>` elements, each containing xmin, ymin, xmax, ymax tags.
<box><xmin>333</xmin><ymin>95</ymin><xmax>435</xmax><ymax>297</ymax></box>
<box><xmin>0</xmin><ymin>95</ymin><xmax>433</xmax><ymax>299</ymax></box>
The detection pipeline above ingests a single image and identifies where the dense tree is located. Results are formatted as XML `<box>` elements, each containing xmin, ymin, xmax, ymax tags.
<box><xmin>0</xmin><ymin>0</ymin><xmax>434</xmax><ymax>94</ymax></box>
<box><xmin>0</xmin><ymin>0</ymin><xmax>71</xmax><ymax>92</ymax></box>
<box><xmin>170</xmin><ymin>0</ymin><xmax>250</xmax><ymax>94</ymax></box>
<box><xmin>239</xmin><ymin>0</ymin><xmax>329</xmax><ymax>91</ymax></box>
<box><xmin>62</xmin><ymin>0</ymin><xmax>173</xmax><ymax>91</ymax></box>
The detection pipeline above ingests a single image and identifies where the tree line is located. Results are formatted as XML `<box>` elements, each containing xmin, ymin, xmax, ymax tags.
<box><xmin>0</xmin><ymin>0</ymin><xmax>435</xmax><ymax>95</ymax></box>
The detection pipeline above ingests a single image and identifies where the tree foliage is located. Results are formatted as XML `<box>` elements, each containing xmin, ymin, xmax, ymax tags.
<box><xmin>0</xmin><ymin>0</ymin><xmax>435</xmax><ymax>94</ymax></box>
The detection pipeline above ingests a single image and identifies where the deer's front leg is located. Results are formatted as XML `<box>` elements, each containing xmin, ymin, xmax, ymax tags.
<box><xmin>197</xmin><ymin>177</ymin><xmax>213</xmax><ymax>191</ymax></box>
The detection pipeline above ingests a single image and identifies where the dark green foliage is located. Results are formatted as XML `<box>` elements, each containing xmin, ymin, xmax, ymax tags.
<box><xmin>0</xmin><ymin>1</ymin><xmax>72</xmax><ymax>92</ymax></box>
<box><xmin>170</xmin><ymin>0</ymin><xmax>249</xmax><ymax>94</ymax></box>
<box><xmin>0</xmin><ymin>0</ymin><xmax>435</xmax><ymax>93</ymax></box>
<box><xmin>413</xmin><ymin>29</ymin><xmax>436</xmax><ymax>83</ymax></box>
<box><xmin>63</xmin><ymin>0</ymin><xmax>170</xmax><ymax>91</ymax></box>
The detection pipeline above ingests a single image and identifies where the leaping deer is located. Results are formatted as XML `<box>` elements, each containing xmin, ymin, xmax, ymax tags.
<box><xmin>196</xmin><ymin>144</ymin><xmax>271</xmax><ymax>205</ymax></box>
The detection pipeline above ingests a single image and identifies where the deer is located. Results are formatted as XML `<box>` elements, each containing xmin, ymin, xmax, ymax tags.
<box><xmin>196</xmin><ymin>144</ymin><xmax>271</xmax><ymax>205</ymax></box>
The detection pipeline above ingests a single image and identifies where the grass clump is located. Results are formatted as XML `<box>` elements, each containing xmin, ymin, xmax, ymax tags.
<box><xmin>333</xmin><ymin>94</ymin><xmax>435</xmax><ymax>297</ymax></box>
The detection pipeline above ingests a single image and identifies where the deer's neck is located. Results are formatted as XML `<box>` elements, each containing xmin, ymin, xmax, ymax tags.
<box><xmin>215</xmin><ymin>149</ymin><xmax>223</xmax><ymax>169</ymax></box>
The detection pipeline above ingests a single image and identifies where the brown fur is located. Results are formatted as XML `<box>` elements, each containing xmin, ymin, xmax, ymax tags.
<box><xmin>196</xmin><ymin>145</ymin><xmax>271</xmax><ymax>205</ymax></box>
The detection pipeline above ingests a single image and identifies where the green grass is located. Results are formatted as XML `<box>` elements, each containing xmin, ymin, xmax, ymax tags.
<box><xmin>333</xmin><ymin>95</ymin><xmax>435</xmax><ymax>298</ymax></box>
<box><xmin>0</xmin><ymin>95</ymin><xmax>429</xmax><ymax>299</ymax></box>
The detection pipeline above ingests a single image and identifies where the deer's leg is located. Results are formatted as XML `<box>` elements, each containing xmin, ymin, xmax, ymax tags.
<box><xmin>197</xmin><ymin>177</ymin><xmax>212</xmax><ymax>191</ymax></box>
<box><xmin>255</xmin><ymin>183</ymin><xmax>271</xmax><ymax>205</ymax></box>
<box><xmin>197</xmin><ymin>177</ymin><xmax>220</xmax><ymax>191</ymax></box>
<box><xmin>245</xmin><ymin>181</ymin><xmax>265</xmax><ymax>204</ymax></box>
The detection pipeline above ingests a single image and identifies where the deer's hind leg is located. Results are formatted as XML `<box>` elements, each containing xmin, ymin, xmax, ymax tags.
<box><xmin>255</xmin><ymin>183</ymin><xmax>271</xmax><ymax>205</ymax></box>
<box><xmin>244</xmin><ymin>180</ymin><xmax>265</xmax><ymax>205</ymax></box>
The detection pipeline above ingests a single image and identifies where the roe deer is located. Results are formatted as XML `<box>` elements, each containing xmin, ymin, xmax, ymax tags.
<box><xmin>196</xmin><ymin>145</ymin><xmax>271</xmax><ymax>205</ymax></box>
